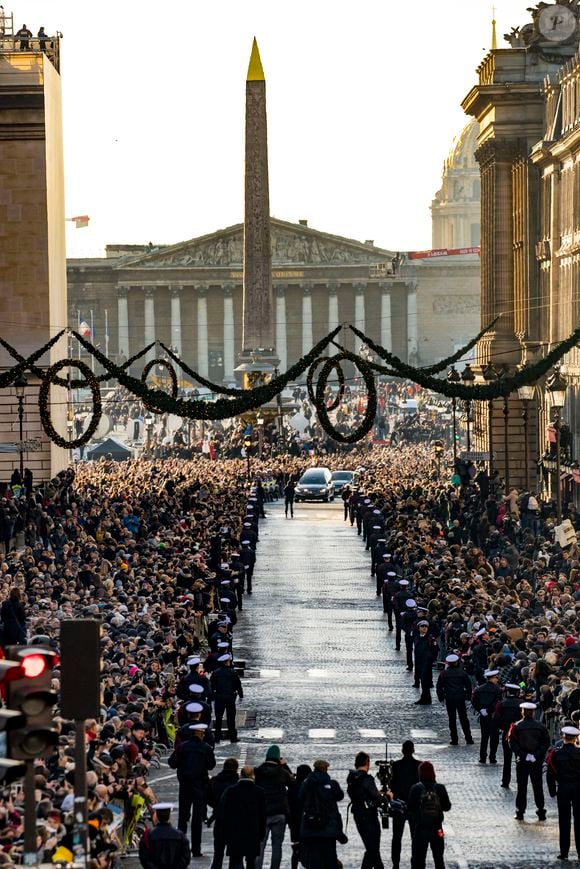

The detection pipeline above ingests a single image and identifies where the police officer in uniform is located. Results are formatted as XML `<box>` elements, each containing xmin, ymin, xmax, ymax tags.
<box><xmin>546</xmin><ymin>724</ymin><xmax>580</xmax><ymax>860</ymax></box>
<box><xmin>472</xmin><ymin>669</ymin><xmax>502</xmax><ymax>764</ymax></box>
<box><xmin>401</xmin><ymin>599</ymin><xmax>417</xmax><ymax>674</ymax></box>
<box><xmin>436</xmin><ymin>654</ymin><xmax>474</xmax><ymax>746</ymax></box>
<box><xmin>169</xmin><ymin>723</ymin><xmax>216</xmax><ymax>857</ymax></box>
<box><xmin>494</xmin><ymin>683</ymin><xmax>522</xmax><ymax>788</ymax></box>
<box><xmin>346</xmin><ymin>751</ymin><xmax>385</xmax><ymax>869</ymax></box>
<box><xmin>138</xmin><ymin>803</ymin><xmax>190</xmax><ymax>869</ymax></box>
<box><xmin>381</xmin><ymin>570</ymin><xmax>398</xmax><ymax>630</ymax></box>
<box><xmin>413</xmin><ymin>620</ymin><xmax>437</xmax><ymax>705</ymax></box>
<box><xmin>508</xmin><ymin>701</ymin><xmax>550</xmax><ymax>821</ymax></box>
<box><xmin>393</xmin><ymin>579</ymin><xmax>411</xmax><ymax>652</ymax></box>
<box><xmin>210</xmin><ymin>653</ymin><xmax>243</xmax><ymax>743</ymax></box>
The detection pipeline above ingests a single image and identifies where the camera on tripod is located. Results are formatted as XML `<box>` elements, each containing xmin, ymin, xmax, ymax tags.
<box><xmin>375</xmin><ymin>748</ymin><xmax>406</xmax><ymax>829</ymax></box>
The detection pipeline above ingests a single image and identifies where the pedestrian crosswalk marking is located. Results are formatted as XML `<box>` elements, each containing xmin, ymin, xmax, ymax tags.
<box><xmin>257</xmin><ymin>728</ymin><xmax>284</xmax><ymax>739</ymax></box>
<box><xmin>411</xmin><ymin>728</ymin><xmax>438</xmax><ymax>739</ymax></box>
<box><xmin>358</xmin><ymin>728</ymin><xmax>386</xmax><ymax>738</ymax></box>
<box><xmin>308</xmin><ymin>728</ymin><xmax>336</xmax><ymax>738</ymax></box>
<box><xmin>259</xmin><ymin>669</ymin><xmax>281</xmax><ymax>678</ymax></box>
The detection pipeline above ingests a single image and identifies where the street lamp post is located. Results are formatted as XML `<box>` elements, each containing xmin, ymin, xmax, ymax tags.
<box><xmin>66</xmin><ymin>415</ymin><xmax>74</xmax><ymax>465</ymax></box>
<box><xmin>447</xmin><ymin>367</ymin><xmax>461</xmax><ymax>465</ymax></box>
<box><xmin>243</xmin><ymin>435</ymin><xmax>252</xmax><ymax>480</ymax></box>
<box><xmin>496</xmin><ymin>366</ymin><xmax>511</xmax><ymax>495</ymax></box>
<box><xmin>14</xmin><ymin>374</ymin><xmax>27</xmax><ymax>481</ymax></box>
<box><xmin>145</xmin><ymin>414</ymin><xmax>153</xmax><ymax>449</ymax></box>
<box><xmin>433</xmin><ymin>439</ymin><xmax>444</xmax><ymax>479</ymax></box>
<box><xmin>461</xmin><ymin>363</ymin><xmax>475</xmax><ymax>454</ymax></box>
<box><xmin>482</xmin><ymin>362</ymin><xmax>497</xmax><ymax>477</ymax></box>
<box><xmin>257</xmin><ymin>414</ymin><xmax>264</xmax><ymax>459</ymax></box>
<box><xmin>546</xmin><ymin>366</ymin><xmax>568</xmax><ymax>524</ymax></box>
<box><xmin>518</xmin><ymin>376</ymin><xmax>535</xmax><ymax>494</ymax></box>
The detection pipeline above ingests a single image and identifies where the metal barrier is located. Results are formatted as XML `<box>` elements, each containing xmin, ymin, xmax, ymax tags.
<box><xmin>0</xmin><ymin>30</ymin><xmax>61</xmax><ymax>73</ymax></box>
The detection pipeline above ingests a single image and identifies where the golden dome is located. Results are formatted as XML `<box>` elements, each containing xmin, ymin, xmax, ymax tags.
<box><xmin>446</xmin><ymin>119</ymin><xmax>480</xmax><ymax>171</ymax></box>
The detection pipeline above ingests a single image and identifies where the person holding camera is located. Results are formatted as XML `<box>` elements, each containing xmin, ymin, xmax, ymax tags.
<box><xmin>346</xmin><ymin>751</ymin><xmax>385</xmax><ymax>869</ymax></box>
<box><xmin>388</xmin><ymin>741</ymin><xmax>420</xmax><ymax>869</ymax></box>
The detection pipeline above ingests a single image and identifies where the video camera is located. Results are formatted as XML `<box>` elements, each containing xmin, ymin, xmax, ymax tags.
<box><xmin>375</xmin><ymin>744</ymin><xmax>405</xmax><ymax>829</ymax></box>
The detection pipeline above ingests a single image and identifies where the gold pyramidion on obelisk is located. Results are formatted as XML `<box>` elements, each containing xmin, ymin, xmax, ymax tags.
<box><xmin>241</xmin><ymin>37</ymin><xmax>275</xmax><ymax>357</ymax></box>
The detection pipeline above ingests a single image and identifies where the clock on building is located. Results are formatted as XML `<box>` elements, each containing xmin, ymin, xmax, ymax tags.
<box><xmin>537</xmin><ymin>3</ymin><xmax>577</xmax><ymax>42</ymax></box>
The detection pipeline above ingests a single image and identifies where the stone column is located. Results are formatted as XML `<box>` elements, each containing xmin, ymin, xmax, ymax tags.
<box><xmin>302</xmin><ymin>284</ymin><xmax>313</xmax><ymax>357</ymax></box>
<box><xmin>144</xmin><ymin>287</ymin><xmax>156</xmax><ymax>362</ymax></box>
<box><xmin>275</xmin><ymin>285</ymin><xmax>287</xmax><ymax>372</ymax></box>
<box><xmin>117</xmin><ymin>287</ymin><xmax>129</xmax><ymax>359</ymax></box>
<box><xmin>328</xmin><ymin>282</ymin><xmax>339</xmax><ymax>332</ymax></box>
<box><xmin>379</xmin><ymin>283</ymin><xmax>392</xmax><ymax>352</ymax></box>
<box><xmin>475</xmin><ymin>139</ymin><xmax>519</xmax><ymax>360</ymax></box>
<box><xmin>223</xmin><ymin>285</ymin><xmax>235</xmax><ymax>382</ymax></box>
<box><xmin>354</xmin><ymin>283</ymin><xmax>366</xmax><ymax>353</ymax></box>
<box><xmin>406</xmin><ymin>283</ymin><xmax>418</xmax><ymax>363</ymax></box>
<box><xmin>170</xmin><ymin>286</ymin><xmax>182</xmax><ymax>356</ymax></box>
<box><xmin>197</xmin><ymin>286</ymin><xmax>209</xmax><ymax>379</ymax></box>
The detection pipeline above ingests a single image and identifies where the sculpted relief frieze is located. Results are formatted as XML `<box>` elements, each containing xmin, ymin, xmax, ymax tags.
<box><xmin>433</xmin><ymin>295</ymin><xmax>480</xmax><ymax>315</ymax></box>
<box><xmin>140</xmin><ymin>228</ymin><xmax>386</xmax><ymax>268</ymax></box>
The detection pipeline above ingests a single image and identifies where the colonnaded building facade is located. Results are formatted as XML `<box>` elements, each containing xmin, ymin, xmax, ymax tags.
<box><xmin>462</xmin><ymin>0</ymin><xmax>580</xmax><ymax>506</ymax></box>
<box><xmin>66</xmin><ymin>123</ymin><xmax>481</xmax><ymax>383</ymax></box>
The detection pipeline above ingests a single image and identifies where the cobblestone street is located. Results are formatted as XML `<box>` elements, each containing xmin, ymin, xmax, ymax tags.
<box><xmin>143</xmin><ymin>500</ymin><xmax>568</xmax><ymax>869</ymax></box>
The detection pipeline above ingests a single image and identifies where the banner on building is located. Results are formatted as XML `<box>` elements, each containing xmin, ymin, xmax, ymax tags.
<box><xmin>408</xmin><ymin>247</ymin><xmax>480</xmax><ymax>260</ymax></box>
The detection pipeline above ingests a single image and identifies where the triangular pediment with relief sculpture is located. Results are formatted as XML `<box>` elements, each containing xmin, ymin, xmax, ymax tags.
<box><xmin>119</xmin><ymin>218</ymin><xmax>395</xmax><ymax>269</ymax></box>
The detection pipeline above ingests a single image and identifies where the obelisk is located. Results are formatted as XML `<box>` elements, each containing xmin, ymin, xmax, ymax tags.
<box><xmin>241</xmin><ymin>38</ymin><xmax>275</xmax><ymax>356</ymax></box>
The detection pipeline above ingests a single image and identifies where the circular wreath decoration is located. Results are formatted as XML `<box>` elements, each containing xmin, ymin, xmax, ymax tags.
<box><xmin>314</xmin><ymin>353</ymin><xmax>377</xmax><ymax>443</ymax></box>
<box><xmin>307</xmin><ymin>356</ymin><xmax>345</xmax><ymax>411</ymax></box>
<box><xmin>39</xmin><ymin>358</ymin><xmax>102</xmax><ymax>448</ymax></box>
<box><xmin>141</xmin><ymin>358</ymin><xmax>178</xmax><ymax>414</ymax></box>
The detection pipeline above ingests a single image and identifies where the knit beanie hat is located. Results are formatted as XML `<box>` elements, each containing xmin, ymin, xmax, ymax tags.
<box><xmin>266</xmin><ymin>745</ymin><xmax>281</xmax><ymax>761</ymax></box>
<box><xmin>418</xmin><ymin>761</ymin><xmax>436</xmax><ymax>782</ymax></box>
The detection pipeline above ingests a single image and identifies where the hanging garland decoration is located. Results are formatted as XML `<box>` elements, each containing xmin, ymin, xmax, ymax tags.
<box><xmin>419</xmin><ymin>316</ymin><xmax>499</xmax><ymax>375</ymax></box>
<box><xmin>141</xmin><ymin>358</ymin><xmax>178</xmax><ymax>414</ymax></box>
<box><xmin>70</xmin><ymin>326</ymin><xmax>343</xmax><ymax>420</ymax></box>
<box><xmin>160</xmin><ymin>343</ymin><xmax>242</xmax><ymax>396</ymax></box>
<box><xmin>0</xmin><ymin>330</ymin><xmax>66</xmax><ymax>389</ymax></box>
<box><xmin>38</xmin><ymin>359</ymin><xmax>102</xmax><ymax>448</ymax></box>
<box><xmin>0</xmin><ymin>333</ymin><xmax>156</xmax><ymax>388</ymax></box>
<box><xmin>313</xmin><ymin>353</ymin><xmax>377</xmax><ymax>444</ymax></box>
<box><xmin>307</xmin><ymin>356</ymin><xmax>345</xmax><ymax>411</ymax></box>
<box><xmin>349</xmin><ymin>323</ymin><xmax>580</xmax><ymax>401</ymax></box>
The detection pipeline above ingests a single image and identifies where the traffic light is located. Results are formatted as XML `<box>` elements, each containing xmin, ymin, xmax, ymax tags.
<box><xmin>0</xmin><ymin>660</ymin><xmax>26</xmax><ymax>782</ymax></box>
<box><xmin>4</xmin><ymin>647</ymin><xmax>58</xmax><ymax>760</ymax></box>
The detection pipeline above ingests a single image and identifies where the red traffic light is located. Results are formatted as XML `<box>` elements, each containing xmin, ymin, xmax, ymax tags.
<box><xmin>21</xmin><ymin>655</ymin><xmax>47</xmax><ymax>679</ymax></box>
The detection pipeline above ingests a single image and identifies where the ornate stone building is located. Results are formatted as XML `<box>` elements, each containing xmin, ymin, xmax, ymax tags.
<box><xmin>462</xmin><ymin>0</ymin><xmax>580</xmax><ymax>504</ymax></box>
<box><xmin>431</xmin><ymin>119</ymin><xmax>481</xmax><ymax>249</ymax></box>
<box><xmin>67</xmin><ymin>122</ymin><xmax>482</xmax><ymax>383</ymax></box>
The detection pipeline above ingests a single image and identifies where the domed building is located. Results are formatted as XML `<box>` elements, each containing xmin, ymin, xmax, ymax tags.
<box><xmin>431</xmin><ymin>119</ymin><xmax>481</xmax><ymax>249</ymax></box>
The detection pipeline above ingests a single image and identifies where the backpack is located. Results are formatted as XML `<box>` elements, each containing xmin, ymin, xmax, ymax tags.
<box><xmin>419</xmin><ymin>785</ymin><xmax>441</xmax><ymax>822</ymax></box>
<box><xmin>303</xmin><ymin>783</ymin><xmax>330</xmax><ymax>830</ymax></box>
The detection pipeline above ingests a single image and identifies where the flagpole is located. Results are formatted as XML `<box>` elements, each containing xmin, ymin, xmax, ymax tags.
<box><xmin>105</xmin><ymin>309</ymin><xmax>109</xmax><ymax>359</ymax></box>
<box><xmin>90</xmin><ymin>309</ymin><xmax>95</xmax><ymax>373</ymax></box>
<box><xmin>77</xmin><ymin>310</ymin><xmax>81</xmax><ymax>360</ymax></box>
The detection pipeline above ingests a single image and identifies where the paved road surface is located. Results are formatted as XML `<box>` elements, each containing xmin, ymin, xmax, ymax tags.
<box><xmin>138</xmin><ymin>500</ymin><xmax>567</xmax><ymax>868</ymax></box>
